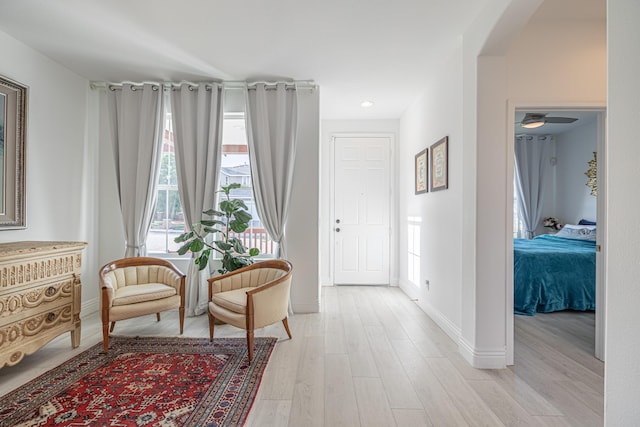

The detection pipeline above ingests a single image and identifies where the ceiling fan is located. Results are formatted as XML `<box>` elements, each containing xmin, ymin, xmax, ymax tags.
<box><xmin>518</xmin><ymin>113</ymin><xmax>578</xmax><ymax>129</ymax></box>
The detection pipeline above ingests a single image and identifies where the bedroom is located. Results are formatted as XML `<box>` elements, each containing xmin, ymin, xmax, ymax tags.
<box><xmin>512</xmin><ymin>108</ymin><xmax>603</xmax><ymax>361</ymax></box>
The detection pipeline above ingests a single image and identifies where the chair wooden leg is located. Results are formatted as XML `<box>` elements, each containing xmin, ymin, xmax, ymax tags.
<box><xmin>156</xmin><ymin>313</ymin><xmax>161</xmax><ymax>321</ymax></box>
<box><xmin>282</xmin><ymin>317</ymin><xmax>292</xmax><ymax>339</ymax></box>
<box><xmin>109</xmin><ymin>321</ymin><xmax>116</xmax><ymax>333</ymax></box>
<box><xmin>102</xmin><ymin>322</ymin><xmax>109</xmax><ymax>352</ymax></box>
<box><xmin>247</xmin><ymin>329</ymin><xmax>255</xmax><ymax>362</ymax></box>
<box><xmin>208</xmin><ymin>311</ymin><xmax>215</xmax><ymax>342</ymax></box>
<box><xmin>179</xmin><ymin>306</ymin><xmax>185</xmax><ymax>335</ymax></box>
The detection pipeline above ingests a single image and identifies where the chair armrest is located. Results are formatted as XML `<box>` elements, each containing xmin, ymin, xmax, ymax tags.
<box><xmin>247</xmin><ymin>274</ymin><xmax>292</xmax><ymax>329</ymax></box>
<box><xmin>100</xmin><ymin>276</ymin><xmax>116</xmax><ymax>308</ymax></box>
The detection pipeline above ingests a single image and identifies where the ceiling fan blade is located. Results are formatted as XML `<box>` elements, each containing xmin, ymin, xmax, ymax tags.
<box><xmin>545</xmin><ymin>117</ymin><xmax>578</xmax><ymax>124</ymax></box>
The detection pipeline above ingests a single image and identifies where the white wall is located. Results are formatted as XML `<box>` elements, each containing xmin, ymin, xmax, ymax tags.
<box><xmin>287</xmin><ymin>87</ymin><xmax>320</xmax><ymax>313</ymax></box>
<box><xmin>320</xmin><ymin>119</ymin><xmax>399</xmax><ymax>287</ymax></box>
<box><xmin>605</xmin><ymin>0</ymin><xmax>640</xmax><ymax>422</ymax></box>
<box><xmin>0</xmin><ymin>31</ymin><xmax>99</xmax><ymax>314</ymax></box>
<box><xmin>555</xmin><ymin>119</ymin><xmax>598</xmax><ymax>225</ymax></box>
<box><xmin>397</xmin><ymin>46</ymin><xmax>463</xmax><ymax>339</ymax></box>
<box><xmin>458</xmin><ymin>0</ymin><xmax>606</xmax><ymax>368</ymax></box>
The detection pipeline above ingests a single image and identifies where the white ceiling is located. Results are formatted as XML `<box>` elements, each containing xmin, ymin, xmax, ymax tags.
<box><xmin>0</xmin><ymin>0</ymin><xmax>492</xmax><ymax>120</ymax></box>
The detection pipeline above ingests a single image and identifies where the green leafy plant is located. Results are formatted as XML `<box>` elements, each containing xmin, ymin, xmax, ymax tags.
<box><xmin>175</xmin><ymin>183</ymin><xmax>260</xmax><ymax>274</ymax></box>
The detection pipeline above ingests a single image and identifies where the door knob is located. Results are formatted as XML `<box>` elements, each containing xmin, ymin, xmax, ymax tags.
<box><xmin>336</xmin><ymin>219</ymin><xmax>341</xmax><ymax>224</ymax></box>
<box><xmin>335</xmin><ymin>228</ymin><xmax>341</xmax><ymax>232</ymax></box>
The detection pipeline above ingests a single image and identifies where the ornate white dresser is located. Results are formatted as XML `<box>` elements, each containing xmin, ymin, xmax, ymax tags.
<box><xmin>0</xmin><ymin>241</ymin><xmax>87</xmax><ymax>368</ymax></box>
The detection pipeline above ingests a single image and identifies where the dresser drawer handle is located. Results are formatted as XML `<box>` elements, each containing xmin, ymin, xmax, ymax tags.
<box><xmin>45</xmin><ymin>286</ymin><xmax>56</xmax><ymax>297</ymax></box>
<box><xmin>46</xmin><ymin>312</ymin><xmax>56</xmax><ymax>322</ymax></box>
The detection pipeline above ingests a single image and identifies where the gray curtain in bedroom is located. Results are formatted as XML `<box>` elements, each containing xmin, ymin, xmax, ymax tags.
<box><xmin>105</xmin><ymin>83</ymin><xmax>164</xmax><ymax>257</ymax></box>
<box><xmin>514</xmin><ymin>135</ymin><xmax>554</xmax><ymax>239</ymax></box>
<box><xmin>170</xmin><ymin>83</ymin><xmax>225</xmax><ymax>317</ymax></box>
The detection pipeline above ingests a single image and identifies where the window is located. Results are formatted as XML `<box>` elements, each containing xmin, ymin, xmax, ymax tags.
<box><xmin>147</xmin><ymin>114</ymin><xmax>185</xmax><ymax>254</ymax></box>
<box><xmin>147</xmin><ymin>109</ymin><xmax>276</xmax><ymax>256</ymax></box>
<box><xmin>513</xmin><ymin>180</ymin><xmax>524</xmax><ymax>238</ymax></box>
<box><xmin>218</xmin><ymin>113</ymin><xmax>276</xmax><ymax>256</ymax></box>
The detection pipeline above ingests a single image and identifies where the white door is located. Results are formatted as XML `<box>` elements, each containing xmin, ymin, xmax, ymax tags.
<box><xmin>333</xmin><ymin>136</ymin><xmax>390</xmax><ymax>285</ymax></box>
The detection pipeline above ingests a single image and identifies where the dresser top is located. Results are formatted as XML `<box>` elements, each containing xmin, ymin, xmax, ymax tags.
<box><xmin>0</xmin><ymin>241</ymin><xmax>87</xmax><ymax>256</ymax></box>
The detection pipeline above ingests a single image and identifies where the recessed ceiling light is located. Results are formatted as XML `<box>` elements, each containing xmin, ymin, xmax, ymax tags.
<box><xmin>360</xmin><ymin>100</ymin><xmax>374</xmax><ymax>108</ymax></box>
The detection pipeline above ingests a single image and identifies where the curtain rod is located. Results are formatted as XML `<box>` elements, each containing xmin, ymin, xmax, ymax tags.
<box><xmin>90</xmin><ymin>80</ymin><xmax>316</xmax><ymax>91</ymax></box>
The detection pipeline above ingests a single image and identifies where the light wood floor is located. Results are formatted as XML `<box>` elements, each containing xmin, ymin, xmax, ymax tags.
<box><xmin>0</xmin><ymin>286</ymin><xmax>603</xmax><ymax>426</ymax></box>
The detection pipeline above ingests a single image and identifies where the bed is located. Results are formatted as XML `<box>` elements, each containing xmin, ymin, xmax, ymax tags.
<box><xmin>513</xmin><ymin>225</ymin><xmax>596</xmax><ymax>316</ymax></box>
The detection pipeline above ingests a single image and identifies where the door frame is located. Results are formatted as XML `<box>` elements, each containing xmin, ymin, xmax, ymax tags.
<box><xmin>329</xmin><ymin>133</ymin><xmax>396</xmax><ymax>286</ymax></box>
<box><xmin>506</xmin><ymin>101</ymin><xmax>606</xmax><ymax>365</ymax></box>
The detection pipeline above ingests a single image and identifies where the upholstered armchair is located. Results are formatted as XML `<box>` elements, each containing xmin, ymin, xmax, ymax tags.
<box><xmin>99</xmin><ymin>257</ymin><xmax>186</xmax><ymax>351</ymax></box>
<box><xmin>208</xmin><ymin>259</ymin><xmax>293</xmax><ymax>362</ymax></box>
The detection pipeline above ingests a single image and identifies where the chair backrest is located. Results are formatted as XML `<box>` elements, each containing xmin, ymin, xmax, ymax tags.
<box><xmin>100</xmin><ymin>257</ymin><xmax>183</xmax><ymax>290</ymax></box>
<box><xmin>208</xmin><ymin>259</ymin><xmax>292</xmax><ymax>294</ymax></box>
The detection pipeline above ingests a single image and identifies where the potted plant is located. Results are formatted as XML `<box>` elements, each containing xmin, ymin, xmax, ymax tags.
<box><xmin>175</xmin><ymin>183</ymin><xmax>260</xmax><ymax>274</ymax></box>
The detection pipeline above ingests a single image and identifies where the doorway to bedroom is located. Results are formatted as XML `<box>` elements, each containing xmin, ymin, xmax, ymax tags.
<box><xmin>509</xmin><ymin>107</ymin><xmax>606</xmax><ymax>365</ymax></box>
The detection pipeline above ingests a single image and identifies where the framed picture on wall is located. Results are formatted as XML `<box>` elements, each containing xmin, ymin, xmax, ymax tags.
<box><xmin>430</xmin><ymin>136</ymin><xmax>448</xmax><ymax>191</ymax></box>
<box><xmin>415</xmin><ymin>148</ymin><xmax>428</xmax><ymax>194</ymax></box>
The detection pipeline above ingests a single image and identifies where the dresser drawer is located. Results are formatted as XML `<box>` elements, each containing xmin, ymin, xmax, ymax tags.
<box><xmin>0</xmin><ymin>304</ymin><xmax>74</xmax><ymax>367</ymax></box>
<box><xmin>0</xmin><ymin>241</ymin><xmax>86</xmax><ymax>369</ymax></box>
<box><xmin>0</xmin><ymin>279</ymin><xmax>74</xmax><ymax>324</ymax></box>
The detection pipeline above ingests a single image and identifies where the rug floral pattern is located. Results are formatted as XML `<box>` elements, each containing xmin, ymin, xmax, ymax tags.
<box><xmin>0</xmin><ymin>336</ymin><xmax>276</xmax><ymax>426</ymax></box>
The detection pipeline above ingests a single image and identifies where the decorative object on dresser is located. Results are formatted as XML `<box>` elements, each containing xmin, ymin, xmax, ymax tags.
<box><xmin>0</xmin><ymin>241</ymin><xmax>87</xmax><ymax>368</ymax></box>
<box><xmin>99</xmin><ymin>257</ymin><xmax>185</xmax><ymax>351</ymax></box>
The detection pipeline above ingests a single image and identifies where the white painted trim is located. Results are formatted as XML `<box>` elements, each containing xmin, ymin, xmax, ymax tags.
<box><xmin>459</xmin><ymin>338</ymin><xmax>507</xmax><ymax>369</ymax></box>
<box><xmin>414</xmin><ymin>291</ymin><xmax>461</xmax><ymax>346</ymax></box>
<box><xmin>292</xmin><ymin>302</ymin><xmax>320</xmax><ymax>314</ymax></box>
<box><xmin>81</xmin><ymin>297</ymin><xmax>100</xmax><ymax>318</ymax></box>
<box><xmin>595</xmin><ymin>111</ymin><xmax>607</xmax><ymax>362</ymax></box>
<box><xmin>505</xmin><ymin>100</ymin><xmax>607</xmax><ymax>366</ymax></box>
<box><xmin>398</xmin><ymin>278</ymin><xmax>420</xmax><ymax>301</ymax></box>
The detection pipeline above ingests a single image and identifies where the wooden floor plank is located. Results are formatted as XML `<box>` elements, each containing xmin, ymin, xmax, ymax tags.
<box><xmin>324</xmin><ymin>354</ymin><xmax>360</xmax><ymax>427</ymax></box>
<box><xmin>0</xmin><ymin>286</ymin><xmax>603</xmax><ymax>426</ymax></box>
<box><xmin>353</xmin><ymin>377</ymin><xmax>397</xmax><ymax>427</ymax></box>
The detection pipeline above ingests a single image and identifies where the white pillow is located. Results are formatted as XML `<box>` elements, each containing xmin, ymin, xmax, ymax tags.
<box><xmin>555</xmin><ymin>224</ymin><xmax>597</xmax><ymax>240</ymax></box>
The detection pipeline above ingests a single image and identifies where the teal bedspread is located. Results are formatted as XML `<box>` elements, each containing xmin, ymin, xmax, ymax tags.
<box><xmin>514</xmin><ymin>234</ymin><xmax>596</xmax><ymax>315</ymax></box>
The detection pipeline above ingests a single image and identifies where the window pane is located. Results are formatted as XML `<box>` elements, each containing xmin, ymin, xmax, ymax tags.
<box><xmin>147</xmin><ymin>114</ymin><xmax>185</xmax><ymax>254</ymax></box>
<box><xmin>219</xmin><ymin>114</ymin><xmax>276</xmax><ymax>256</ymax></box>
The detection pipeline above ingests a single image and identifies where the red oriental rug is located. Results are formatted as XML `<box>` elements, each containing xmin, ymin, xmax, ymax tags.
<box><xmin>0</xmin><ymin>336</ymin><xmax>276</xmax><ymax>426</ymax></box>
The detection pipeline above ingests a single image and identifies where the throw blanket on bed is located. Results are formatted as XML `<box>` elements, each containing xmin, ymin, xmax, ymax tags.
<box><xmin>514</xmin><ymin>234</ymin><xmax>596</xmax><ymax>315</ymax></box>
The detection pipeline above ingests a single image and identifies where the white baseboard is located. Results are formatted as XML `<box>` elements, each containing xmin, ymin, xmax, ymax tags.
<box><xmin>398</xmin><ymin>278</ymin><xmax>420</xmax><ymax>301</ymax></box>
<box><xmin>81</xmin><ymin>297</ymin><xmax>99</xmax><ymax>318</ymax></box>
<box><xmin>458</xmin><ymin>337</ymin><xmax>507</xmax><ymax>369</ymax></box>
<box><xmin>398</xmin><ymin>279</ymin><xmax>505</xmax><ymax>369</ymax></box>
<box><xmin>415</xmin><ymin>298</ymin><xmax>461</xmax><ymax>347</ymax></box>
<box><xmin>292</xmin><ymin>302</ymin><xmax>320</xmax><ymax>314</ymax></box>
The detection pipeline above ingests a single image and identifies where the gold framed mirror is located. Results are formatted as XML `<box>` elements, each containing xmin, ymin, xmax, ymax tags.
<box><xmin>0</xmin><ymin>75</ymin><xmax>27</xmax><ymax>229</ymax></box>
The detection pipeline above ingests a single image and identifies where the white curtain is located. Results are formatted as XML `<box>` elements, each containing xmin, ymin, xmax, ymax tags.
<box><xmin>171</xmin><ymin>83</ymin><xmax>224</xmax><ymax>316</ymax></box>
<box><xmin>244</xmin><ymin>83</ymin><xmax>298</xmax><ymax>258</ymax></box>
<box><xmin>514</xmin><ymin>135</ymin><xmax>553</xmax><ymax>239</ymax></box>
<box><xmin>105</xmin><ymin>84</ymin><xmax>164</xmax><ymax>256</ymax></box>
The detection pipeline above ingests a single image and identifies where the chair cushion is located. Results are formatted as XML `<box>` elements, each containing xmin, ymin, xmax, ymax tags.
<box><xmin>112</xmin><ymin>283</ymin><xmax>177</xmax><ymax>306</ymax></box>
<box><xmin>211</xmin><ymin>287</ymin><xmax>256</xmax><ymax>314</ymax></box>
